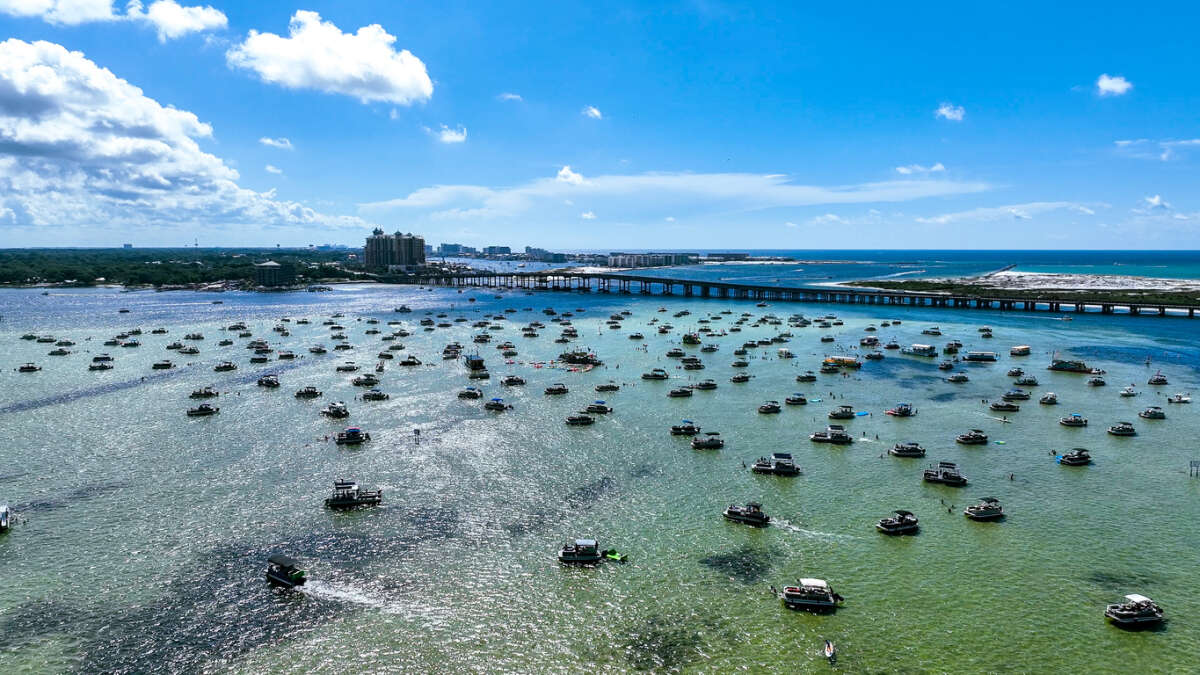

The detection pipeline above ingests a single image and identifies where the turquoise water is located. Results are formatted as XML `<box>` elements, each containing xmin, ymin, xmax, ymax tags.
<box><xmin>1</xmin><ymin>284</ymin><xmax>1199</xmax><ymax>672</ymax></box>
<box><xmin>595</xmin><ymin>250</ymin><xmax>1200</xmax><ymax>287</ymax></box>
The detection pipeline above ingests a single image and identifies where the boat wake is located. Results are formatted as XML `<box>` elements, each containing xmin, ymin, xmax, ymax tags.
<box><xmin>772</xmin><ymin>519</ymin><xmax>857</xmax><ymax>540</ymax></box>
<box><xmin>300</xmin><ymin>580</ymin><xmax>405</xmax><ymax>614</ymax></box>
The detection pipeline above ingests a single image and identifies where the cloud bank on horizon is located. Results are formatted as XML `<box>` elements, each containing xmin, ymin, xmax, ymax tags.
<box><xmin>0</xmin><ymin>2</ymin><xmax>1194</xmax><ymax>247</ymax></box>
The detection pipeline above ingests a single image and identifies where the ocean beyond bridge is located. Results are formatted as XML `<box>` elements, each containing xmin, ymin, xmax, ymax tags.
<box><xmin>404</xmin><ymin>270</ymin><xmax>1200</xmax><ymax>318</ymax></box>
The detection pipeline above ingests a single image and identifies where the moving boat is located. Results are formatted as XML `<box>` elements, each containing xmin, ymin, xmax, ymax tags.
<box><xmin>295</xmin><ymin>386</ymin><xmax>322</xmax><ymax>399</ymax></box>
<box><xmin>778</xmin><ymin>579</ymin><xmax>843</xmax><ymax>611</ymax></box>
<box><xmin>1138</xmin><ymin>406</ymin><xmax>1165</xmax><ymax>420</ymax></box>
<box><xmin>1107</xmin><ymin>421</ymin><xmax>1137</xmax><ymax>436</ymax></box>
<box><xmin>1104</xmin><ymin>594</ymin><xmax>1165</xmax><ymax>627</ymax></box>
<box><xmin>955</xmin><ymin>429</ymin><xmax>988</xmax><ymax>445</ymax></box>
<box><xmin>324</xmin><ymin>479</ymin><xmax>382</xmax><ymax>509</ymax></box>
<box><xmin>565</xmin><ymin>413</ymin><xmax>595</xmax><ymax>426</ymax></box>
<box><xmin>257</xmin><ymin>374</ymin><xmax>280</xmax><ymax>388</ymax></box>
<box><xmin>458</xmin><ymin>387</ymin><xmax>484</xmax><ymax>399</ymax></box>
<box><xmin>266</xmin><ymin>554</ymin><xmax>307</xmax><ymax>589</ymax></box>
<box><xmin>889</xmin><ymin>441</ymin><xmax>926</xmax><ymax>458</ymax></box>
<box><xmin>1167</xmin><ymin>393</ymin><xmax>1191</xmax><ymax>404</ymax></box>
<box><xmin>1057</xmin><ymin>448</ymin><xmax>1092</xmax><ymax>466</ymax></box>
<box><xmin>692</xmin><ymin>432</ymin><xmax>725</xmax><ymax>449</ymax></box>
<box><xmin>947</xmin><ymin>373</ymin><xmax>969</xmax><ymax>383</ymax></box>
<box><xmin>990</xmin><ymin>401</ymin><xmax>1019</xmax><ymax>412</ymax></box>
<box><xmin>585</xmin><ymin>401</ymin><xmax>613</xmax><ymax>414</ymax></box>
<box><xmin>923</xmin><ymin>461</ymin><xmax>967</xmax><ymax>486</ymax></box>
<box><xmin>17</xmin><ymin>362</ymin><xmax>43</xmax><ymax>372</ymax></box>
<box><xmin>723</xmin><ymin>502</ymin><xmax>770</xmax><ymax>527</ymax></box>
<box><xmin>886</xmin><ymin>403</ymin><xmax>916</xmax><ymax>417</ymax></box>
<box><xmin>810</xmin><ymin>424</ymin><xmax>853</xmax><ymax>445</ymax></box>
<box><xmin>963</xmin><ymin>497</ymin><xmax>1004</xmax><ymax>521</ymax></box>
<box><xmin>876</xmin><ymin>510</ymin><xmax>919</xmax><ymax>535</ymax></box>
<box><xmin>751</xmin><ymin>452</ymin><xmax>799</xmax><ymax>475</ymax></box>
<box><xmin>186</xmin><ymin>403</ymin><xmax>219</xmax><ymax>417</ymax></box>
<box><xmin>335</xmin><ymin>427</ymin><xmax>371</xmax><ymax>445</ymax></box>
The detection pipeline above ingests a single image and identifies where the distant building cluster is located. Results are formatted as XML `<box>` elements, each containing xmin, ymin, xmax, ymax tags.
<box><xmin>359</xmin><ymin>228</ymin><xmax>714</xmax><ymax>270</ymax></box>
<box><xmin>365</xmin><ymin>229</ymin><xmax>426</xmax><ymax>271</ymax></box>
<box><xmin>607</xmin><ymin>252</ymin><xmax>698</xmax><ymax>267</ymax></box>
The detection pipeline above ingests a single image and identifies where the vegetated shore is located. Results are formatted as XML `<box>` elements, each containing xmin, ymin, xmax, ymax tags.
<box><xmin>843</xmin><ymin>270</ymin><xmax>1200</xmax><ymax>306</ymax></box>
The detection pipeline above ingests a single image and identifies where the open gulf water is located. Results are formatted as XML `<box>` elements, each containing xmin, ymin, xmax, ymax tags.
<box><xmin>2</xmin><ymin>282</ymin><xmax>1199</xmax><ymax>673</ymax></box>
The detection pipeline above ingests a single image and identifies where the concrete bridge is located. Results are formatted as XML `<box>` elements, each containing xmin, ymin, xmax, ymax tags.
<box><xmin>398</xmin><ymin>270</ymin><xmax>1200</xmax><ymax>318</ymax></box>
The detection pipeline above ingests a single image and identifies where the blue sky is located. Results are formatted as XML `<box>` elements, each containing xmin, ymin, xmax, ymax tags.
<box><xmin>0</xmin><ymin>1</ymin><xmax>1197</xmax><ymax>249</ymax></box>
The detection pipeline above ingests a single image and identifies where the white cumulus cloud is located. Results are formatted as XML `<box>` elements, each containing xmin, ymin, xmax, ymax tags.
<box><xmin>582</xmin><ymin>105</ymin><xmax>602</xmax><ymax>119</ymax></box>
<box><xmin>1142</xmin><ymin>194</ymin><xmax>1169</xmax><ymax>210</ymax></box>
<box><xmin>1096</xmin><ymin>73</ymin><xmax>1132</xmax><ymax>97</ymax></box>
<box><xmin>1</xmin><ymin>0</ymin><xmax>226</xmax><ymax>40</ymax></box>
<box><xmin>580</xmin><ymin>211</ymin><xmax>596</xmax><ymax>220</ymax></box>
<box><xmin>556</xmin><ymin>165</ymin><xmax>584</xmax><ymax>185</ymax></box>
<box><xmin>227</xmin><ymin>10</ymin><xmax>433</xmax><ymax>105</ymax></box>
<box><xmin>0</xmin><ymin>38</ymin><xmax>365</xmax><ymax>236</ymax></box>
<box><xmin>497</xmin><ymin>92</ymin><xmax>522</xmax><ymax>102</ymax></box>
<box><xmin>0</xmin><ymin>0</ymin><xmax>116</xmax><ymax>25</ymax></box>
<box><xmin>127</xmin><ymin>0</ymin><xmax>227</xmax><ymax>42</ymax></box>
<box><xmin>428</xmin><ymin>124</ymin><xmax>466</xmax><ymax>143</ymax></box>
<box><xmin>265</xmin><ymin>164</ymin><xmax>282</xmax><ymax>174</ymax></box>
<box><xmin>895</xmin><ymin>162</ymin><xmax>945</xmax><ymax>175</ymax></box>
<box><xmin>935</xmin><ymin>102</ymin><xmax>965</xmax><ymax>121</ymax></box>
<box><xmin>259</xmin><ymin>136</ymin><xmax>292</xmax><ymax>150</ymax></box>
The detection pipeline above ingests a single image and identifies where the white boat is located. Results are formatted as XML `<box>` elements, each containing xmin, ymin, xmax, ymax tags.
<box><xmin>778</xmin><ymin>578</ymin><xmax>843</xmax><ymax>611</ymax></box>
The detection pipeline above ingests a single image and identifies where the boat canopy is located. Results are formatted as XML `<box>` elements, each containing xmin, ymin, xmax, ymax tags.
<box><xmin>268</xmin><ymin>553</ymin><xmax>299</xmax><ymax>568</ymax></box>
<box><xmin>575</xmin><ymin>539</ymin><xmax>597</xmax><ymax>547</ymax></box>
<box><xmin>799</xmin><ymin>578</ymin><xmax>829</xmax><ymax>589</ymax></box>
<box><xmin>894</xmin><ymin>510</ymin><xmax>914</xmax><ymax>516</ymax></box>
<box><xmin>1125</xmin><ymin>594</ymin><xmax>1153</xmax><ymax>603</ymax></box>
